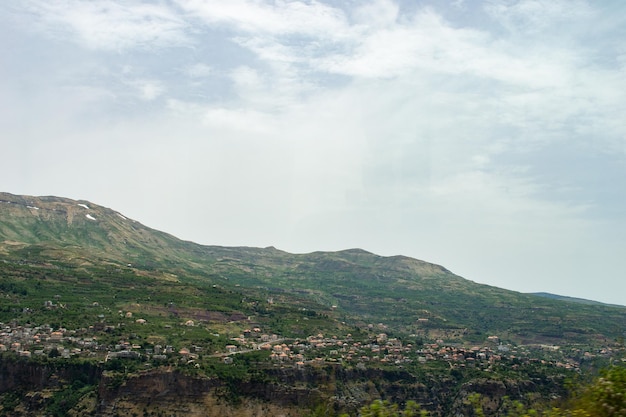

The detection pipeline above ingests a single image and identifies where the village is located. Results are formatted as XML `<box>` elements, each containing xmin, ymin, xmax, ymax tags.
<box><xmin>2</xmin><ymin>308</ymin><xmax>619</xmax><ymax>375</ymax></box>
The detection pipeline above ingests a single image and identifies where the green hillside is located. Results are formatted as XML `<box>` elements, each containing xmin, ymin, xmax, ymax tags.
<box><xmin>2</xmin><ymin>192</ymin><xmax>626</xmax><ymax>416</ymax></box>
<box><xmin>1</xmin><ymin>192</ymin><xmax>625</xmax><ymax>346</ymax></box>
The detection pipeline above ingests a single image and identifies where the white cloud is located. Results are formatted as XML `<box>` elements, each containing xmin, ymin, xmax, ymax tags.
<box><xmin>175</xmin><ymin>0</ymin><xmax>349</xmax><ymax>37</ymax></box>
<box><xmin>183</xmin><ymin>63</ymin><xmax>212</xmax><ymax>78</ymax></box>
<box><xmin>173</xmin><ymin>2</ymin><xmax>585</xmax><ymax>96</ymax></box>
<box><xmin>127</xmin><ymin>79</ymin><xmax>165</xmax><ymax>101</ymax></box>
<box><xmin>311</xmin><ymin>8</ymin><xmax>578</xmax><ymax>89</ymax></box>
<box><xmin>484</xmin><ymin>0</ymin><xmax>594</xmax><ymax>34</ymax></box>
<box><xmin>351</xmin><ymin>0</ymin><xmax>399</xmax><ymax>28</ymax></box>
<box><xmin>18</xmin><ymin>0</ymin><xmax>189</xmax><ymax>50</ymax></box>
<box><xmin>202</xmin><ymin>107</ymin><xmax>278</xmax><ymax>134</ymax></box>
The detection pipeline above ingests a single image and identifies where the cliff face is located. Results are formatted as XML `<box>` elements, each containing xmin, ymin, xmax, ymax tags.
<box><xmin>97</xmin><ymin>367</ymin><xmax>426</xmax><ymax>416</ymax></box>
<box><xmin>0</xmin><ymin>359</ymin><xmax>566</xmax><ymax>417</ymax></box>
<box><xmin>97</xmin><ymin>369</ymin><xmax>322</xmax><ymax>417</ymax></box>
<box><xmin>0</xmin><ymin>358</ymin><xmax>100</xmax><ymax>392</ymax></box>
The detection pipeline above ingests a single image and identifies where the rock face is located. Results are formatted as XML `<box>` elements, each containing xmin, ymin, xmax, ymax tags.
<box><xmin>0</xmin><ymin>358</ymin><xmax>100</xmax><ymax>393</ymax></box>
<box><xmin>97</xmin><ymin>369</ymin><xmax>322</xmax><ymax>417</ymax></box>
<box><xmin>0</xmin><ymin>358</ymin><xmax>566</xmax><ymax>417</ymax></box>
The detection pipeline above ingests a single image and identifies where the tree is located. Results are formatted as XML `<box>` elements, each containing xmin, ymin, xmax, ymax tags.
<box><xmin>359</xmin><ymin>400</ymin><xmax>428</xmax><ymax>417</ymax></box>
<box><xmin>468</xmin><ymin>365</ymin><xmax>626</xmax><ymax>416</ymax></box>
<box><xmin>571</xmin><ymin>365</ymin><xmax>626</xmax><ymax>416</ymax></box>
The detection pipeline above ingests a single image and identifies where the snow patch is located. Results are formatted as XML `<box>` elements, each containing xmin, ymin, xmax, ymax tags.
<box><xmin>116</xmin><ymin>213</ymin><xmax>127</xmax><ymax>220</ymax></box>
<box><xmin>27</xmin><ymin>206</ymin><xmax>40</xmax><ymax>210</ymax></box>
<box><xmin>85</xmin><ymin>214</ymin><xmax>96</xmax><ymax>221</ymax></box>
<box><xmin>77</xmin><ymin>203</ymin><xmax>90</xmax><ymax>209</ymax></box>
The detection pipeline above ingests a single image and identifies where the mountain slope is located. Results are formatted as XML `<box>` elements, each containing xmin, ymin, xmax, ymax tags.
<box><xmin>531</xmin><ymin>292</ymin><xmax>623</xmax><ymax>307</ymax></box>
<box><xmin>0</xmin><ymin>192</ymin><xmax>210</xmax><ymax>272</ymax></box>
<box><xmin>1</xmin><ymin>192</ymin><xmax>625</xmax><ymax>345</ymax></box>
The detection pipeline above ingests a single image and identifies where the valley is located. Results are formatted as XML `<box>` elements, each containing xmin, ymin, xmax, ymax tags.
<box><xmin>0</xmin><ymin>192</ymin><xmax>625</xmax><ymax>416</ymax></box>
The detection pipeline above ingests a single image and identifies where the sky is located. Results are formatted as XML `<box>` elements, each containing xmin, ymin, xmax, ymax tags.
<box><xmin>1</xmin><ymin>0</ymin><xmax>626</xmax><ymax>305</ymax></box>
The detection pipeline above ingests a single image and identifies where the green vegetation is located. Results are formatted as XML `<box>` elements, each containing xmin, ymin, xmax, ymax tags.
<box><xmin>1</xmin><ymin>192</ymin><xmax>626</xmax><ymax>416</ymax></box>
<box><xmin>46</xmin><ymin>380</ymin><xmax>96</xmax><ymax>417</ymax></box>
<box><xmin>568</xmin><ymin>365</ymin><xmax>626</xmax><ymax>416</ymax></box>
<box><xmin>307</xmin><ymin>365</ymin><xmax>626</xmax><ymax>416</ymax></box>
<box><xmin>455</xmin><ymin>366</ymin><xmax>626</xmax><ymax>417</ymax></box>
<box><xmin>359</xmin><ymin>400</ymin><xmax>429</xmax><ymax>417</ymax></box>
<box><xmin>2</xmin><ymin>193</ymin><xmax>625</xmax><ymax>348</ymax></box>
<box><xmin>309</xmin><ymin>400</ymin><xmax>429</xmax><ymax>417</ymax></box>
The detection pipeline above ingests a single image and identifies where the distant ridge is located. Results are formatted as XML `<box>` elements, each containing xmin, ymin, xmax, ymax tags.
<box><xmin>531</xmin><ymin>292</ymin><xmax>624</xmax><ymax>308</ymax></box>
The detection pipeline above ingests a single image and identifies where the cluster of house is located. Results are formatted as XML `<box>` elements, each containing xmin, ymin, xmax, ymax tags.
<box><xmin>1</xmin><ymin>317</ymin><xmax>613</xmax><ymax>374</ymax></box>
<box><xmin>214</xmin><ymin>330</ymin><xmax>587</xmax><ymax>373</ymax></box>
<box><xmin>253</xmin><ymin>333</ymin><xmax>503</xmax><ymax>368</ymax></box>
<box><xmin>0</xmin><ymin>322</ymin><xmax>98</xmax><ymax>359</ymax></box>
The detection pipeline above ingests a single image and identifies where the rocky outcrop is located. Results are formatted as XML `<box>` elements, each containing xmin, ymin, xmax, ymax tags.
<box><xmin>0</xmin><ymin>358</ymin><xmax>566</xmax><ymax>416</ymax></box>
<box><xmin>0</xmin><ymin>357</ymin><xmax>100</xmax><ymax>393</ymax></box>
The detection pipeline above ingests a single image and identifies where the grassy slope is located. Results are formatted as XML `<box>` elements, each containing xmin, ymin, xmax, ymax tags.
<box><xmin>1</xmin><ymin>192</ymin><xmax>625</xmax><ymax>345</ymax></box>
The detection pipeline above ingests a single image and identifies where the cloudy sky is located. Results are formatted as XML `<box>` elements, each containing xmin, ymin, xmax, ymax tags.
<box><xmin>2</xmin><ymin>0</ymin><xmax>625</xmax><ymax>305</ymax></box>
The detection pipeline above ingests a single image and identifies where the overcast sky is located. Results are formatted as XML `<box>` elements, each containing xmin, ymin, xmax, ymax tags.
<box><xmin>2</xmin><ymin>0</ymin><xmax>625</xmax><ymax>305</ymax></box>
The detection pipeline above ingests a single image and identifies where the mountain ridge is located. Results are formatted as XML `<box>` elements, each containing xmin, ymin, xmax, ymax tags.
<box><xmin>0</xmin><ymin>192</ymin><xmax>583</xmax><ymax>301</ymax></box>
<box><xmin>1</xmin><ymin>191</ymin><xmax>625</xmax><ymax>346</ymax></box>
<box><xmin>531</xmin><ymin>292</ymin><xmax>623</xmax><ymax>307</ymax></box>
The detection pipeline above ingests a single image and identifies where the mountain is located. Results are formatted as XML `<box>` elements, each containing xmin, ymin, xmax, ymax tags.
<box><xmin>2</xmin><ymin>192</ymin><xmax>626</xmax><ymax>416</ymax></box>
<box><xmin>1</xmin><ymin>192</ymin><xmax>625</xmax><ymax>345</ymax></box>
